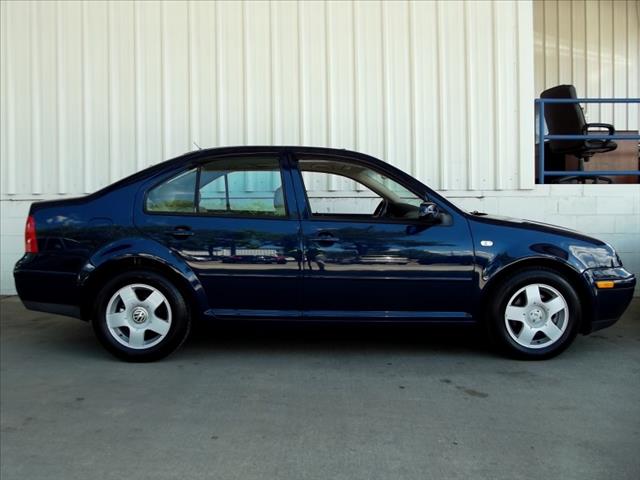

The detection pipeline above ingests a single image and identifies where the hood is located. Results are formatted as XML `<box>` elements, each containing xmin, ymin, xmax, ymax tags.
<box><xmin>467</xmin><ymin>212</ymin><xmax>621</xmax><ymax>269</ymax></box>
<box><xmin>468</xmin><ymin>212</ymin><xmax>606</xmax><ymax>245</ymax></box>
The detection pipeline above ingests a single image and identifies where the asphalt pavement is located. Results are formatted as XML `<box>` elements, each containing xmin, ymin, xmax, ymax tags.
<box><xmin>1</xmin><ymin>296</ymin><xmax>639</xmax><ymax>480</ymax></box>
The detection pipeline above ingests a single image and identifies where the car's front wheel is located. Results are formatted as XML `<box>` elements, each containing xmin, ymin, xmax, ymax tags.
<box><xmin>488</xmin><ymin>268</ymin><xmax>581</xmax><ymax>359</ymax></box>
<box><xmin>92</xmin><ymin>270</ymin><xmax>191</xmax><ymax>362</ymax></box>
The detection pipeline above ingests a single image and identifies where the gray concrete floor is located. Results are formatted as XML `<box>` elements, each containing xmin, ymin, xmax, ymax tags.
<box><xmin>1</xmin><ymin>297</ymin><xmax>639</xmax><ymax>480</ymax></box>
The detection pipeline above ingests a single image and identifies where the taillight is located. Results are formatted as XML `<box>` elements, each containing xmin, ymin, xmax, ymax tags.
<box><xmin>25</xmin><ymin>215</ymin><xmax>38</xmax><ymax>253</ymax></box>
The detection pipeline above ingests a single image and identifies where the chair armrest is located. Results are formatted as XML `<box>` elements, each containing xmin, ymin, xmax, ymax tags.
<box><xmin>583</xmin><ymin>123</ymin><xmax>615</xmax><ymax>135</ymax></box>
<box><xmin>582</xmin><ymin>123</ymin><xmax>617</xmax><ymax>152</ymax></box>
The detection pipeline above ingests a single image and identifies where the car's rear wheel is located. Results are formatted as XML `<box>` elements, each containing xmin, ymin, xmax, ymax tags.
<box><xmin>92</xmin><ymin>270</ymin><xmax>191</xmax><ymax>362</ymax></box>
<box><xmin>487</xmin><ymin>268</ymin><xmax>581</xmax><ymax>359</ymax></box>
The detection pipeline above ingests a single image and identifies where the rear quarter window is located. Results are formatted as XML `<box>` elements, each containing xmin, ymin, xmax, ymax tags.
<box><xmin>146</xmin><ymin>169</ymin><xmax>197</xmax><ymax>213</ymax></box>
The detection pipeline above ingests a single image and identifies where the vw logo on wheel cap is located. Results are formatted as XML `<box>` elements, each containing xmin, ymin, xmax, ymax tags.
<box><xmin>132</xmin><ymin>307</ymin><xmax>148</xmax><ymax>324</ymax></box>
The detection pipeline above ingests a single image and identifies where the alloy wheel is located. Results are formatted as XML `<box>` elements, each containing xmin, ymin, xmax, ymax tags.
<box><xmin>504</xmin><ymin>283</ymin><xmax>569</xmax><ymax>349</ymax></box>
<box><xmin>105</xmin><ymin>283</ymin><xmax>172</xmax><ymax>350</ymax></box>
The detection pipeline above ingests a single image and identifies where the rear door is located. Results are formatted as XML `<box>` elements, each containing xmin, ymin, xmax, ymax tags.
<box><xmin>135</xmin><ymin>152</ymin><xmax>303</xmax><ymax>319</ymax></box>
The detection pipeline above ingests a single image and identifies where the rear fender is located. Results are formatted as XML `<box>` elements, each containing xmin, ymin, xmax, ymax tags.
<box><xmin>78</xmin><ymin>237</ymin><xmax>208</xmax><ymax>318</ymax></box>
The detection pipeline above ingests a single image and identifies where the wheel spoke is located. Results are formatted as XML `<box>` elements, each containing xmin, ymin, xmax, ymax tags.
<box><xmin>128</xmin><ymin>328</ymin><xmax>145</xmax><ymax>348</ymax></box>
<box><xmin>545</xmin><ymin>297</ymin><xmax>566</xmax><ymax>317</ymax></box>
<box><xmin>106</xmin><ymin>311</ymin><xmax>128</xmax><ymax>329</ymax></box>
<box><xmin>525</xmin><ymin>285</ymin><xmax>542</xmax><ymax>305</ymax></box>
<box><xmin>505</xmin><ymin>306</ymin><xmax>527</xmax><ymax>322</ymax></box>
<box><xmin>119</xmin><ymin>286</ymin><xmax>138</xmax><ymax>309</ymax></box>
<box><xmin>541</xmin><ymin>321</ymin><xmax>563</xmax><ymax>341</ymax></box>
<box><xmin>517</xmin><ymin>325</ymin><xmax>536</xmax><ymax>346</ymax></box>
<box><xmin>145</xmin><ymin>290</ymin><xmax>165</xmax><ymax>311</ymax></box>
<box><xmin>147</xmin><ymin>318</ymin><xmax>170</xmax><ymax>336</ymax></box>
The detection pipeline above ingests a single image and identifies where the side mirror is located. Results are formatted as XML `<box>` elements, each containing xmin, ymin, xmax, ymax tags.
<box><xmin>419</xmin><ymin>201</ymin><xmax>440</xmax><ymax>222</ymax></box>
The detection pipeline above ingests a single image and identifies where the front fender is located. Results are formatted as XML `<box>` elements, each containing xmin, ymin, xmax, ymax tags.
<box><xmin>468</xmin><ymin>218</ymin><xmax>602</xmax><ymax>329</ymax></box>
<box><xmin>467</xmin><ymin>215</ymin><xmax>602</xmax><ymax>284</ymax></box>
<box><xmin>482</xmin><ymin>249</ymin><xmax>586</xmax><ymax>286</ymax></box>
<box><xmin>78</xmin><ymin>237</ymin><xmax>209</xmax><ymax>315</ymax></box>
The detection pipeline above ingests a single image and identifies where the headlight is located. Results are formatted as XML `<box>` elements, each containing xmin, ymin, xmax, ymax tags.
<box><xmin>569</xmin><ymin>245</ymin><xmax>621</xmax><ymax>269</ymax></box>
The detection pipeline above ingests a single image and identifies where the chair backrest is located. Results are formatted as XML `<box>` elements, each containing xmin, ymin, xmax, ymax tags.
<box><xmin>540</xmin><ymin>84</ymin><xmax>586</xmax><ymax>154</ymax></box>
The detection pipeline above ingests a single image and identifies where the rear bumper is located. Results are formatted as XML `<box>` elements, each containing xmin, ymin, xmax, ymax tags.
<box><xmin>22</xmin><ymin>300</ymin><xmax>81</xmax><ymax>319</ymax></box>
<box><xmin>14</xmin><ymin>258</ymin><xmax>82</xmax><ymax>319</ymax></box>
<box><xmin>582</xmin><ymin>267</ymin><xmax>636</xmax><ymax>332</ymax></box>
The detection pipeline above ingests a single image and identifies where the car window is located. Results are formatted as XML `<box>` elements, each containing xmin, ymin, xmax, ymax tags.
<box><xmin>198</xmin><ymin>156</ymin><xmax>286</xmax><ymax>217</ymax></box>
<box><xmin>298</xmin><ymin>158</ymin><xmax>423</xmax><ymax>217</ymax></box>
<box><xmin>301</xmin><ymin>171</ymin><xmax>381</xmax><ymax>215</ymax></box>
<box><xmin>146</xmin><ymin>168</ymin><xmax>198</xmax><ymax>213</ymax></box>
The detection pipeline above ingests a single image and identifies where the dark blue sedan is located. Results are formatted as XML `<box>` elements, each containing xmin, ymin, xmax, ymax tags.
<box><xmin>14</xmin><ymin>147</ymin><xmax>636</xmax><ymax>361</ymax></box>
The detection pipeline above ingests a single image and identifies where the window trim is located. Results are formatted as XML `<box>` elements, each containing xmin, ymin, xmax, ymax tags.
<box><xmin>143</xmin><ymin>155</ymin><xmax>292</xmax><ymax>221</ymax></box>
<box><xmin>294</xmin><ymin>155</ymin><xmax>434</xmax><ymax>225</ymax></box>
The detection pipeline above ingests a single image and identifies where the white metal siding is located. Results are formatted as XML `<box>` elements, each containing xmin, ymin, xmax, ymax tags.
<box><xmin>2</xmin><ymin>1</ymin><xmax>639</xmax><ymax>298</ymax></box>
<box><xmin>533</xmin><ymin>0</ymin><xmax>639</xmax><ymax>130</ymax></box>
<box><xmin>0</xmin><ymin>0</ymin><xmax>535</xmax><ymax>197</ymax></box>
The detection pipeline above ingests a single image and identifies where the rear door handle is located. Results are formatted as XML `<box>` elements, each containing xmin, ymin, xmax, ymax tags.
<box><xmin>309</xmin><ymin>233</ymin><xmax>339</xmax><ymax>244</ymax></box>
<box><xmin>168</xmin><ymin>227</ymin><xmax>194</xmax><ymax>238</ymax></box>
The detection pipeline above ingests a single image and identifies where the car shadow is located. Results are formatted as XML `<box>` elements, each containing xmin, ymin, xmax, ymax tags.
<box><xmin>1</xmin><ymin>296</ymin><xmax>495</xmax><ymax>361</ymax></box>
<box><xmin>183</xmin><ymin>320</ymin><xmax>495</xmax><ymax>359</ymax></box>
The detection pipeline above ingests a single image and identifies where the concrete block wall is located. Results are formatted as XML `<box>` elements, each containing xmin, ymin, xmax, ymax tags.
<box><xmin>1</xmin><ymin>185</ymin><xmax>639</xmax><ymax>295</ymax></box>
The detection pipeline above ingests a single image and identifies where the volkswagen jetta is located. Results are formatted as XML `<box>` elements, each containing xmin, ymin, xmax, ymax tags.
<box><xmin>14</xmin><ymin>147</ymin><xmax>636</xmax><ymax>361</ymax></box>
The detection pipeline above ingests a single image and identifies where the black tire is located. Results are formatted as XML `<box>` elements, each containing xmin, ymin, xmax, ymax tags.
<box><xmin>92</xmin><ymin>270</ymin><xmax>191</xmax><ymax>362</ymax></box>
<box><xmin>487</xmin><ymin>268</ymin><xmax>581</xmax><ymax>360</ymax></box>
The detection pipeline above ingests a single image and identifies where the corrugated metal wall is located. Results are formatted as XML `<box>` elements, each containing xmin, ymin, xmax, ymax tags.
<box><xmin>533</xmin><ymin>0</ymin><xmax>639</xmax><ymax>130</ymax></box>
<box><xmin>0</xmin><ymin>0</ymin><xmax>535</xmax><ymax>196</ymax></box>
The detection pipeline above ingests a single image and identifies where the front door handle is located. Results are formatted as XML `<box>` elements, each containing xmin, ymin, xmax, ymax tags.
<box><xmin>168</xmin><ymin>227</ymin><xmax>194</xmax><ymax>238</ymax></box>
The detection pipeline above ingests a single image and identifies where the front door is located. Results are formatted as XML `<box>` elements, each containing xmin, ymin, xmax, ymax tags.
<box><xmin>291</xmin><ymin>153</ymin><xmax>475</xmax><ymax>321</ymax></box>
<box><xmin>136</xmin><ymin>153</ymin><xmax>302</xmax><ymax>318</ymax></box>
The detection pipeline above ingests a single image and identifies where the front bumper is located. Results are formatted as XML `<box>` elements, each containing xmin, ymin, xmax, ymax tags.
<box><xmin>582</xmin><ymin>267</ymin><xmax>636</xmax><ymax>332</ymax></box>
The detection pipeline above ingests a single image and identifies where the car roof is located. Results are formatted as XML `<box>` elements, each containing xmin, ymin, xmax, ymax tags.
<box><xmin>185</xmin><ymin>145</ymin><xmax>374</xmax><ymax>159</ymax></box>
<box><xmin>92</xmin><ymin>146</ymin><xmax>380</xmax><ymax>196</ymax></box>
<box><xmin>168</xmin><ymin>145</ymin><xmax>390</xmax><ymax>173</ymax></box>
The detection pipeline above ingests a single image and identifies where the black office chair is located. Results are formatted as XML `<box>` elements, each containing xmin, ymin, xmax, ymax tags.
<box><xmin>540</xmin><ymin>84</ymin><xmax>617</xmax><ymax>184</ymax></box>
